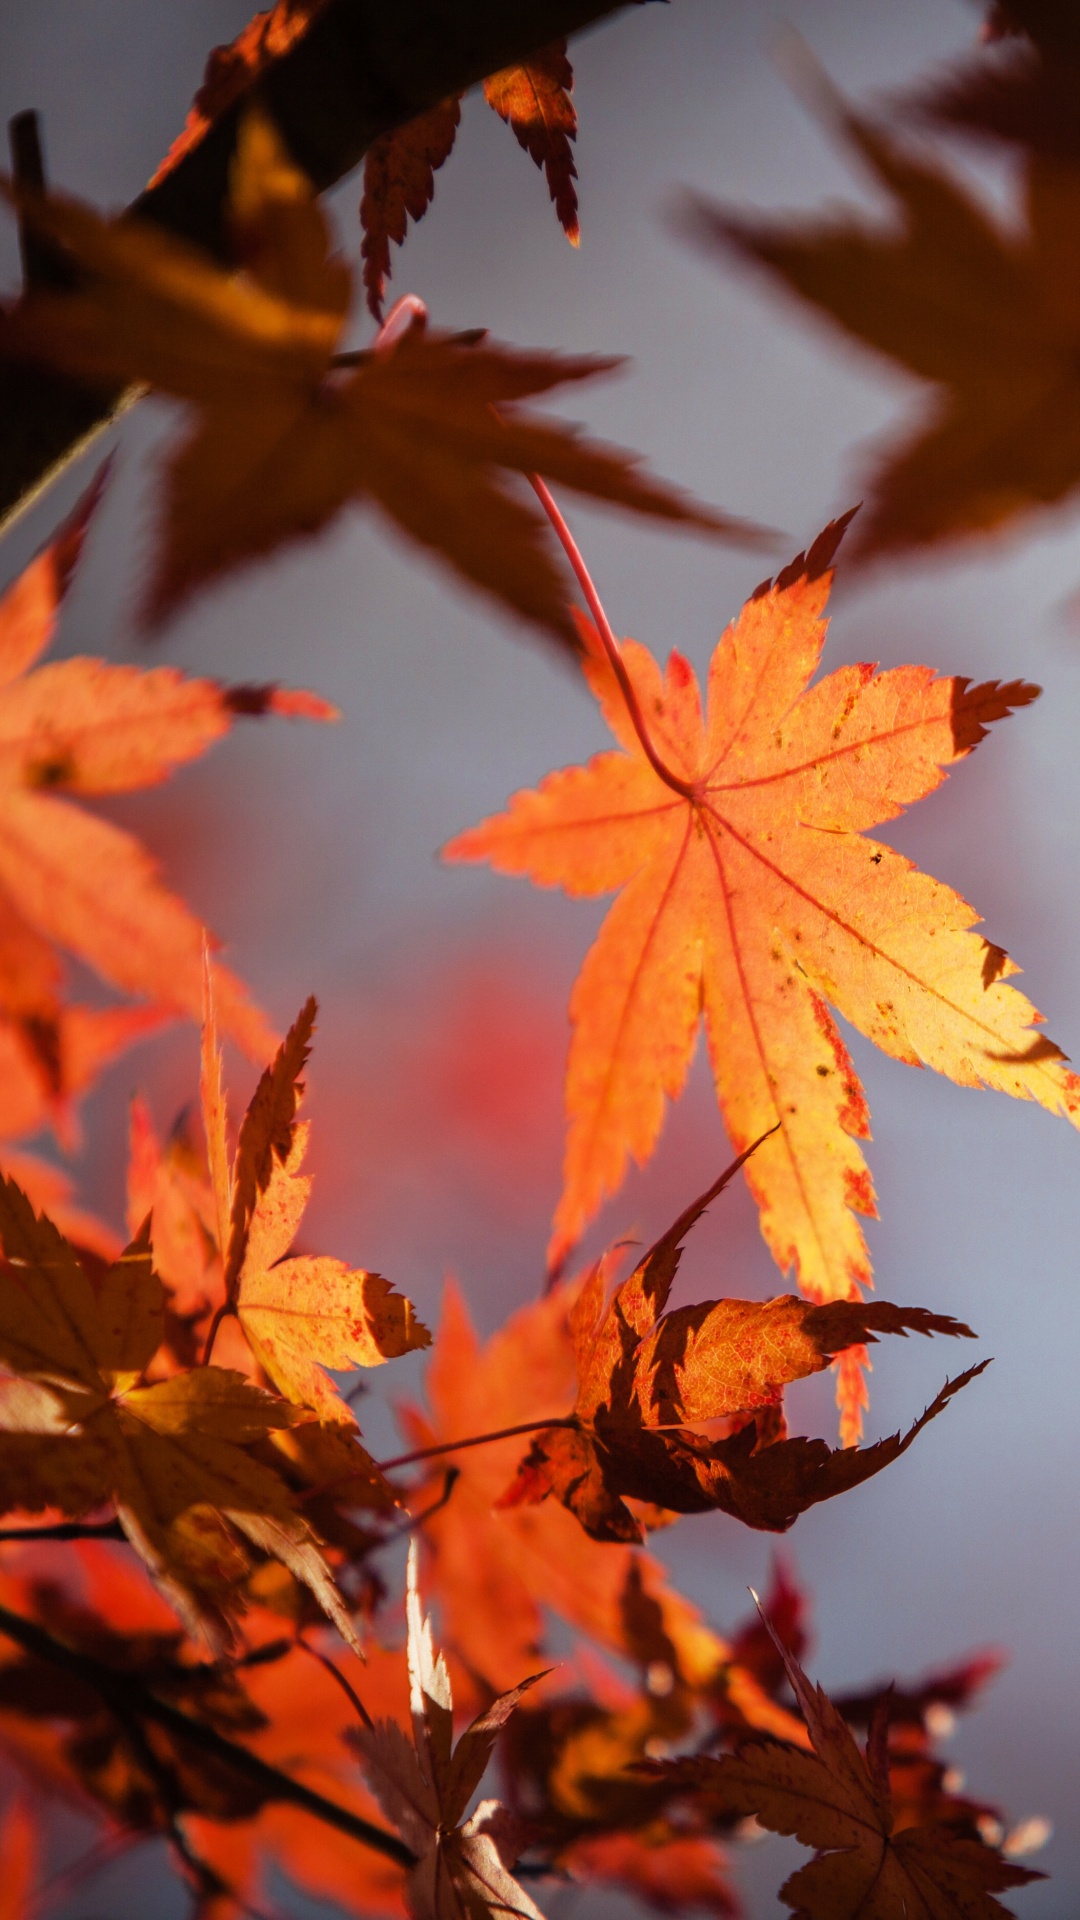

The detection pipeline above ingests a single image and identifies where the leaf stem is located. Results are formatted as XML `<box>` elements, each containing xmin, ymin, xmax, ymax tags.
<box><xmin>527</xmin><ymin>473</ymin><xmax>700</xmax><ymax>802</ymax></box>
<box><xmin>0</xmin><ymin>1599</ymin><xmax>417</xmax><ymax>1872</ymax></box>
<box><xmin>378</xmin><ymin>1417</ymin><xmax>575</xmax><ymax>1475</ymax></box>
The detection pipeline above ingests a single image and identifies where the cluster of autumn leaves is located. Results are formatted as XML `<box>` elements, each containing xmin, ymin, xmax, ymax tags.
<box><xmin>0</xmin><ymin>0</ymin><xmax>1073</xmax><ymax>1913</ymax></box>
<box><xmin>0</xmin><ymin>969</ymin><xmax>1044</xmax><ymax>1916</ymax></box>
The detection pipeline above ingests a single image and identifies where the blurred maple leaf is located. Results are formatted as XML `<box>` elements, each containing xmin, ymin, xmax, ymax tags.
<box><xmin>906</xmin><ymin>0</ymin><xmax>1080</xmax><ymax>161</ymax></box>
<box><xmin>498</xmin><ymin>1159</ymin><xmax>981</xmax><ymax>1541</ymax></box>
<box><xmin>353</xmin><ymin>1541</ymin><xmax>547</xmax><ymax>1920</ymax></box>
<box><xmin>0</xmin><ymin>1177</ymin><xmax>356</xmax><ymax>1649</ymax></box>
<box><xmin>0</xmin><ymin>471</ymin><xmax>335</xmax><ymax>1088</ymax></box>
<box><xmin>643</xmin><ymin>1604</ymin><xmax>1042</xmax><ymax>1918</ymax></box>
<box><xmin>447</xmin><ymin>516</ymin><xmax>1069</xmax><ymax>1438</ymax></box>
<box><xmin>0</xmin><ymin>109</ymin><xmax>771</xmax><ymax>644</ymax></box>
<box><xmin>689</xmin><ymin>53</ymin><xmax>1080</xmax><ymax>560</ymax></box>
<box><xmin>201</xmin><ymin>991</ymin><xmax>430</xmax><ymax>1424</ymax></box>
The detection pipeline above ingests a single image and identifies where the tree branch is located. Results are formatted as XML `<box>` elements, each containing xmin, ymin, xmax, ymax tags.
<box><xmin>0</xmin><ymin>0</ymin><xmax>640</xmax><ymax>535</ymax></box>
<box><xmin>0</xmin><ymin>1599</ymin><xmax>416</xmax><ymax>1872</ymax></box>
<box><xmin>0</xmin><ymin>1517</ymin><xmax>124</xmax><ymax>1543</ymax></box>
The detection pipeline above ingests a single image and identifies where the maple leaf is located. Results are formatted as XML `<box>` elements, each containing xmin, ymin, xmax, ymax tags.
<box><xmin>0</xmin><ymin>472</ymin><xmax>335</xmax><ymax>1078</ymax></box>
<box><xmin>833</xmin><ymin>1651</ymin><xmax>1014</xmax><ymax>1843</ymax></box>
<box><xmin>0</xmin><ymin>1175</ymin><xmax>356</xmax><ymax>1649</ymax></box>
<box><xmin>643</xmin><ymin>1606</ymin><xmax>1042</xmax><ymax>1918</ymax></box>
<box><xmin>483</xmin><ymin>41</ymin><xmax>580</xmax><ymax>246</ymax></box>
<box><xmin>353</xmin><ymin>1540</ymin><xmax>548</xmax><ymax>1920</ymax></box>
<box><xmin>0</xmin><ymin>108</ymin><xmax>770</xmax><ymax>643</ymax></box>
<box><xmin>360</xmin><ymin>97</ymin><xmax>463</xmax><ymax>320</ymax></box>
<box><xmin>686</xmin><ymin>60</ymin><xmax>1080</xmax><ymax>560</ymax></box>
<box><xmin>497</xmin><ymin>1160</ymin><xmax>982</xmax><ymax>1541</ymax></box>
<box><xmin>360</xmin><ymin>41</ymin><xmax>577</xmax><ymax>323</ymax></box>
<box><xmin>203</xmin><ymin>989</ymin><xmax>430</xmax><ymax>1423</ymax></box>
<box><xmin>445</xmin><ymin>516</ymin><xmax>1075</xmax><ymax>1438</ymax></box>
<box><xmin>407</xmin><ymin>1278</ymin><xmax>809</xmax><ymax>1747</ymax></box>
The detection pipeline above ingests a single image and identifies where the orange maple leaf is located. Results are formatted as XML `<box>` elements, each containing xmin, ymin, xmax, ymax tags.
<box><xmin>445</xmin><ymin>516</ymin><xmax>1077</xmax><ymax>1440</ymax></box>
<box><xmin>404</xmin><ymin>1278</ymin><xmax>806</xmax><ymax>1746</ymax></box>
<box><xmin>483</xmin><ymin>40</ymin><xmax>580</xmax><ymax>245</ymax></box>
<box><xmin>0</xmin><ymin>474</ymin><xmax>335</xmax><ymax>1086</ymax></box>
<box><xmin>202</xmin><ymin>989</ymin><xmax>430</xmax><ymax>1423</ymax></box>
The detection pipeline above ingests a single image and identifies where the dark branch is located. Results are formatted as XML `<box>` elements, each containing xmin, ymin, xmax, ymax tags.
<box><xmin>0</xmin><ymin>1517</ymin><xmax>125</xmax><ymax>1543</ymax></box>
<box><xmin>0</xmin><ymin>1598</ymin><xmax>416</xmax><ymax>1872</ymax></box>
<box><xmin>0</xmin><ymin>0</ymin><xmax>638</xmax><ymax>534</ymax></box>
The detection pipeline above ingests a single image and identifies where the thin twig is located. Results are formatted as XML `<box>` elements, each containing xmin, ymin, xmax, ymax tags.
<box><xmin>0</xmin><ymin>1599</ymin><xmax>416</xmax><ymax>1872</ymax></box>
<box><xmin>527</xmin><ymin>474</ymin><xmax>700</xmax><ymax>802</ymax></box>
<box><xmin>0</xmin><ymin>1517</ymin><xmax>124</xmax><ymax>1544</ymax></box>
<box><xmin>396</xmin><ymin>1466</ymin><xmax>460</xmax><ymax>1534</ymax></box>
<box><xmin>201</xmin><ymin>1299</ymin><xmax>233</xmax><ymax>1365</ymax></box>
<box><xmin>296</xmin><ymin>1634</ymin><xmax>373</xmax><ymax>1728</ymax></box>
<box><xmin>377</xmin><ymin>1417</ymin><xmax>575</xmax><ymax>1476</ymax></box>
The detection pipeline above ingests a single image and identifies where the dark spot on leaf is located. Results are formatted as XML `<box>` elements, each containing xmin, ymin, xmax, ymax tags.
<box><xmin>28</xmin><ymin>753</ymin><xmax>75</xmax><ymax>789</ymax></box>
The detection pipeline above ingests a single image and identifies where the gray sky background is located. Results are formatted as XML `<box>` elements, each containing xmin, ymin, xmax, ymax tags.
<box><xmin>2</xmin><ymin>3</ymin><xmax>1079</xmax><ymax>1914</ymax></box>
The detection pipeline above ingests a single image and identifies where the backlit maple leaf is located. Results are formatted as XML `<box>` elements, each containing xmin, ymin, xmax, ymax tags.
<box><xmin>0</xmin><ymin>1177</ymin><xmax>355</xmax><ymax>1648</ymax></box>
<box><xmin>354</xmin><ymin>1541</ymin><xmax>548</xmax><ymax>1920</ymax></box>
<box><xmin>0</xmin><ymin>473</ymin><xmax>335</xmax><ymax>1086</ymax></box>
<box><xmin>0</xmin><ymin>109</ymin><xmax>770</xmax><ymax>643</ymax></box>
<box><xmin>498</xmin><ymin>1159</ymin><xmax>981</xmax><ymax>1541</ymax></box>
<box><xmin>689</xmin><ymin>64</ymin><xmax>1080</xmax><ymax>560</ymax></box>
<box><xmin>446</xmin><ymin>517</ymin><xmax>1075</xmax><ymax>1438</ymax></box>
<box><xmin>644</xmin><ymin>1606</ymin><xmax>1042</xmax><ymax>1918</ymax></box>
<box><xmin>483</xmin><ymin>42</ymin><xmax>579</xmax><ymax>245</ymax></box>
<box><xmin>361</xmin><ymin>42</ymin><xmax>578</xmax><ymax>322</ymax></box>
<box><xmin>360</xmin><ymin>98</ymin><xmax>463</xmax><ymax>320</ymax></box>
<box><xmin>202</xmin><ymin>988</ymin><xmax>430</xmax><ymax>1424</ymax></box>
<box><xmin>405</xmin><ymin>1278</ymin><xmax>806</xmax><ymax>1746</ymax></box>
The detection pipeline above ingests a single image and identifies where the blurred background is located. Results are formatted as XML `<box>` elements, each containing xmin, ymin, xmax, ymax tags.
<box><xmin>1</xmin><ymin>0</ymin><xmax>1078</xmax><ymax>1912</ymax></box>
